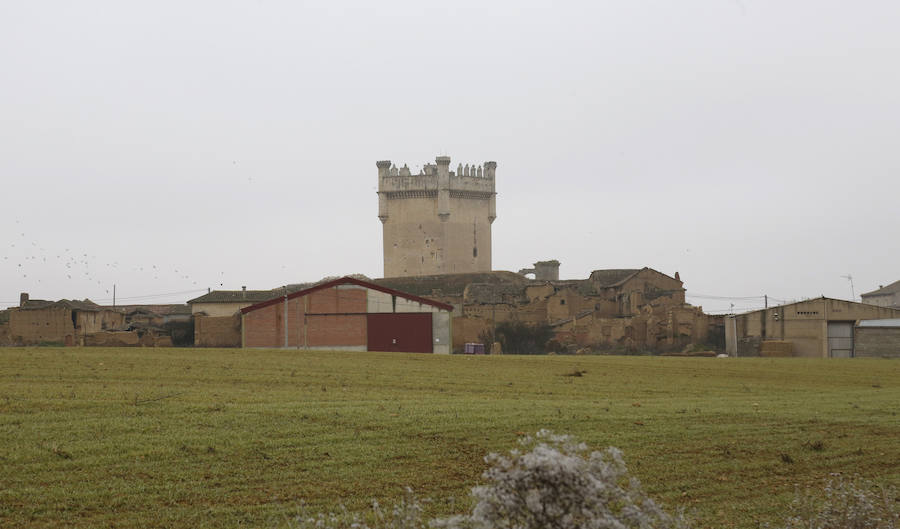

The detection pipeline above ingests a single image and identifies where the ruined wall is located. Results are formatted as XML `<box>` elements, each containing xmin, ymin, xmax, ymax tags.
<box><xmin>75</xmin><ymin>310</ymin><xmax>124</xmax><ymax>335</ymax></box>
<box><xmin>8</xmin><ymin>307</ymin><xmax>73</xmax><ymax>345</ymax></box>
<box><xmin>0</xmin><ymin>322</ymin><xmax>12</xmax><ymax>346</ymax></box>
<box><xmin>378</xmin><ymin>156</ymin><xmax>496</xmax><ymax>277</ymax></box>
<box><xmin>85</xmin><ymin>331</ymin><xmax>141</xmax><ymax>347</ymax></box>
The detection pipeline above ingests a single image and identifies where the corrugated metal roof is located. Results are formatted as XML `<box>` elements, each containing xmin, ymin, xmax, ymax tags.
<box><xmin>857</xmin><ymin>319</ymin><xmax>900</xmax><ymax>328</ymax></box>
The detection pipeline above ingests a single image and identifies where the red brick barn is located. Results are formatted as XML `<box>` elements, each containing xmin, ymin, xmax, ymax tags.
<box><xmin>239</xmin><ymin>277</ymin><xmax>453</xmax><ymax>353</ymax></box>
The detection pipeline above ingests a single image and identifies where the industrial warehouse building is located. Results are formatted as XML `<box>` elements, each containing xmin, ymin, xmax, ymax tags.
<box><xmin>240</xmin><ymin>277</ymin><xmax>453</xmax><ymax>353</ymax></box>
<box><xmin>725</xmin><ymin>297</ymin><xmax>900</xmax><ymax>358</ymax></box>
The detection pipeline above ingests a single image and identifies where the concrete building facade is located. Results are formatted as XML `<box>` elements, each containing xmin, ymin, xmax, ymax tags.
<box><xmin>861</xmin><ymin>280</ymin><xmax>900</xmax><ymax>310</ymax></box>
<box><xmin>240</xmin><ymin>277</ymin><xmax>453</xmax><ymax>353</ymax></box>
<box><xmin>378</xmin><ymin>155</ymin><xmax>496</xmax><ymax>277</ymax></box>
<box><xmin>725</xmin><ymin>298</ymin><xmax>900</xmax><ymax>358</ymax></box>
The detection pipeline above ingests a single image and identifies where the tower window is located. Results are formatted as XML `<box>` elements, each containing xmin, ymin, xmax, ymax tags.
<box><xmin>473</xmin><ymin>247</ymin><xmax>478</xmax><ymax>258</ymax></box>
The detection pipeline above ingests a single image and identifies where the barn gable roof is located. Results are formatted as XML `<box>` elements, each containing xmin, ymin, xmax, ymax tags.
<box><xmin>240</xmin><ymin>276</ymin><xmax>453</xmax><ymax>314</ymax></box>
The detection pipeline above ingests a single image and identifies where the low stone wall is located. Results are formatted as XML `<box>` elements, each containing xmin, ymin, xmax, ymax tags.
<box><xmin>84</xmin><ymin>331</ymin><xmax>175</xmax><ymax>347</ymax></box>
<box><xmin>760</xmin><ymin>340</ymin><xmax>793</xmax><ymax>357</ymax></box>
<box><xmin>84</xmin><ymin>331</ymin><xmax>140</xmax><ymax>347</ymax></box>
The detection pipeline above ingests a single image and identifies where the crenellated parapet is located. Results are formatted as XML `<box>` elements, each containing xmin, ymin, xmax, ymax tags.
<box><xmin>378</xmin><ymin>157</ymin><xmax>496</xmax><ymax>192</ymax></box>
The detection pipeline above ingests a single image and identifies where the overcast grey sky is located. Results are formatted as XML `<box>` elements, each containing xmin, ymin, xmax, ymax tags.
<box><xmin>2</xmin><ymin>1</ymin><xmax>898</xmax><ymax>313</ymax></box>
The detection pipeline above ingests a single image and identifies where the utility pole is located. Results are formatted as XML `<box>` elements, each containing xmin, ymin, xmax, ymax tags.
<box><xmin>113</xmin><ymin>284</ymin><xmax>116</xmax><ymax>308</ymax></box>
<box><xmin>283</xmin><ymin>286</ymin><xmax>289</xmax><ymax>348</ymax></box>
<box><xmin>764</xmin><ymin>294</ymin><xmax>767</xmax><ymax>309</ymax></box>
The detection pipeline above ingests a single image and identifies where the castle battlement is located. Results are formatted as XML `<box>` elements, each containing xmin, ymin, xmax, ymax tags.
<box><xmin>377</xmin><ymin>155</ymin><xmax>497</xmax><ymax>277</ymax></box>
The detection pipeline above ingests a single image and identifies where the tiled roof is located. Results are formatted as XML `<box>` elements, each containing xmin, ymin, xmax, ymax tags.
<box><xmin>464</xmin><ymin>283</ymin><xmax>529</xmax><ymax>305</ymax></box>
<box><xmin>103</xmin><ymin>304</ymin><xmax>193</xmax><ymax>316</ymax></box>
<box><xmin>862</xmin><ymin>280</ymin><xmax>900</xmax><ymax>297</ymax></box>
<box><xmin>589</xmin><ymin>269</ymin><xmax>641</xmax><ymax>287</ymax></box>
<box><xmin>20</xmin><ymin>299</ymin><xmax>103</xmax><ymax>311</ymax></box>
<box><xmin>187</xmin><ymin>290</ymin><xmax>278</xmax><ymax>304</ymax></box>
<box><xmin>374</xmin><ymin>271</ymin><xmax>530</xmax><ymax>298</ymax></box>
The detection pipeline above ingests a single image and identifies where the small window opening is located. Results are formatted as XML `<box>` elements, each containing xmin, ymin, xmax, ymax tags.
<box><xmin>473</xmin><ymin>247</ymin><xmax>478</xmax><ymax>257</ymax></box>
<box><xmin>560</xmin><ymin>299</ymin><xmax>566</xmax><ymax>305</ymax></box>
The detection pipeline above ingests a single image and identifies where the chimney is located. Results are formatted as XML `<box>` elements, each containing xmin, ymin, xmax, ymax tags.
<box><xmin>19</xmin><ymin>292</ymin><xmax>29</xmax><ymax>307</ymax></box>
<box><xmin>242</xmin><ymin>285</ymin><xmax>247</xmax><ymax>300</ymax></box>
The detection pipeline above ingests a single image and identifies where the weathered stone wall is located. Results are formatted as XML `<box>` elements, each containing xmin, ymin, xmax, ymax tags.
<box><xmin>0</xmin><ymin>322</ymin><xmax>12</xmax><ymax>345</ymax></box>
<box><xmin>8</xmin><ymin>307</ymin><xmax>73</xmax><ymax>345</ymax></box>
<box><xmin>75</xmin><ymin>310</ymin><xmax>124</xmax><ymax>334</ymax></box>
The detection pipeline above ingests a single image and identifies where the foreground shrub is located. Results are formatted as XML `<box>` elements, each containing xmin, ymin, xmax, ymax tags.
<box><xmin>778</xmin><ymin>475</ymin><xmax>898</xmax><ymax>529</ymax></box>
<box><xmin>285</xmin><ymin>433</ymin><xmax>896</xmax><ymax>529</ymax></box>
<box><xmin>432</xmin><ymin>430</ymin><xmax>687</xmax><ymax>529</ymax></box>
<box><xmin>287</xmin><ymin>430</ymin><xmax>686</xmax><ymax>529</ymax></box>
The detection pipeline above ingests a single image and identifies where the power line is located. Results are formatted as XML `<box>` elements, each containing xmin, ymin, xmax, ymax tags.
<box><xmin>686</xmin><ymin>293</ymin><xmax>766</xmax><ymax>300</ymax></box>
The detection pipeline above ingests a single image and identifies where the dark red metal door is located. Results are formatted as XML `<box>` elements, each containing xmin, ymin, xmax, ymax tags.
<box><xmin>367</xmin><ymin>313</ymin><xmax>433</xmax><ymax>353</ymax></box>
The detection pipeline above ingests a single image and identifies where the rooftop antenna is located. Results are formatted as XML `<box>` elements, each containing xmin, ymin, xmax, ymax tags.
<box><xmin>840</xmin><ymin>274</ymin><xmax>855</xmax><ymax>301</ymax></box>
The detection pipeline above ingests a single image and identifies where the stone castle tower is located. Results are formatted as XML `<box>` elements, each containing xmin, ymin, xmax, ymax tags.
<box><xmin>377</xmin><ymin>155</ymin><xmax>497</xmax><ymax>277</ymax></box>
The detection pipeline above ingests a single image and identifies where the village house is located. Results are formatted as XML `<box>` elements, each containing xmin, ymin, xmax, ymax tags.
<box><xmin>860</xmin><ymin>280</ymin><xmax>900</xmax><ymax>310</ymax></box>
<box><xmin>5</xmin><ymin>293</ymin><xmax>125</xmax><ymax>346</ymax></box>
<box><xmin>187</xmin><ymin>287</ymin><xmax>279</xmax><ymax>347</ymax></box>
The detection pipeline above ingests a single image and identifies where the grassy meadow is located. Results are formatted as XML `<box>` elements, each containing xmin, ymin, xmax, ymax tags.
<box><xmin>0</xmin><ymin>347</ymin><xmax>897</xmax><ymax>528</ymax></box>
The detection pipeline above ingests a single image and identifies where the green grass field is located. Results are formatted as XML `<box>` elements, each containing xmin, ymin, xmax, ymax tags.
<box><xmin>0</xmin><ymin>348</ymin><xmax>897</xmax><ymax>528</ymax></box>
